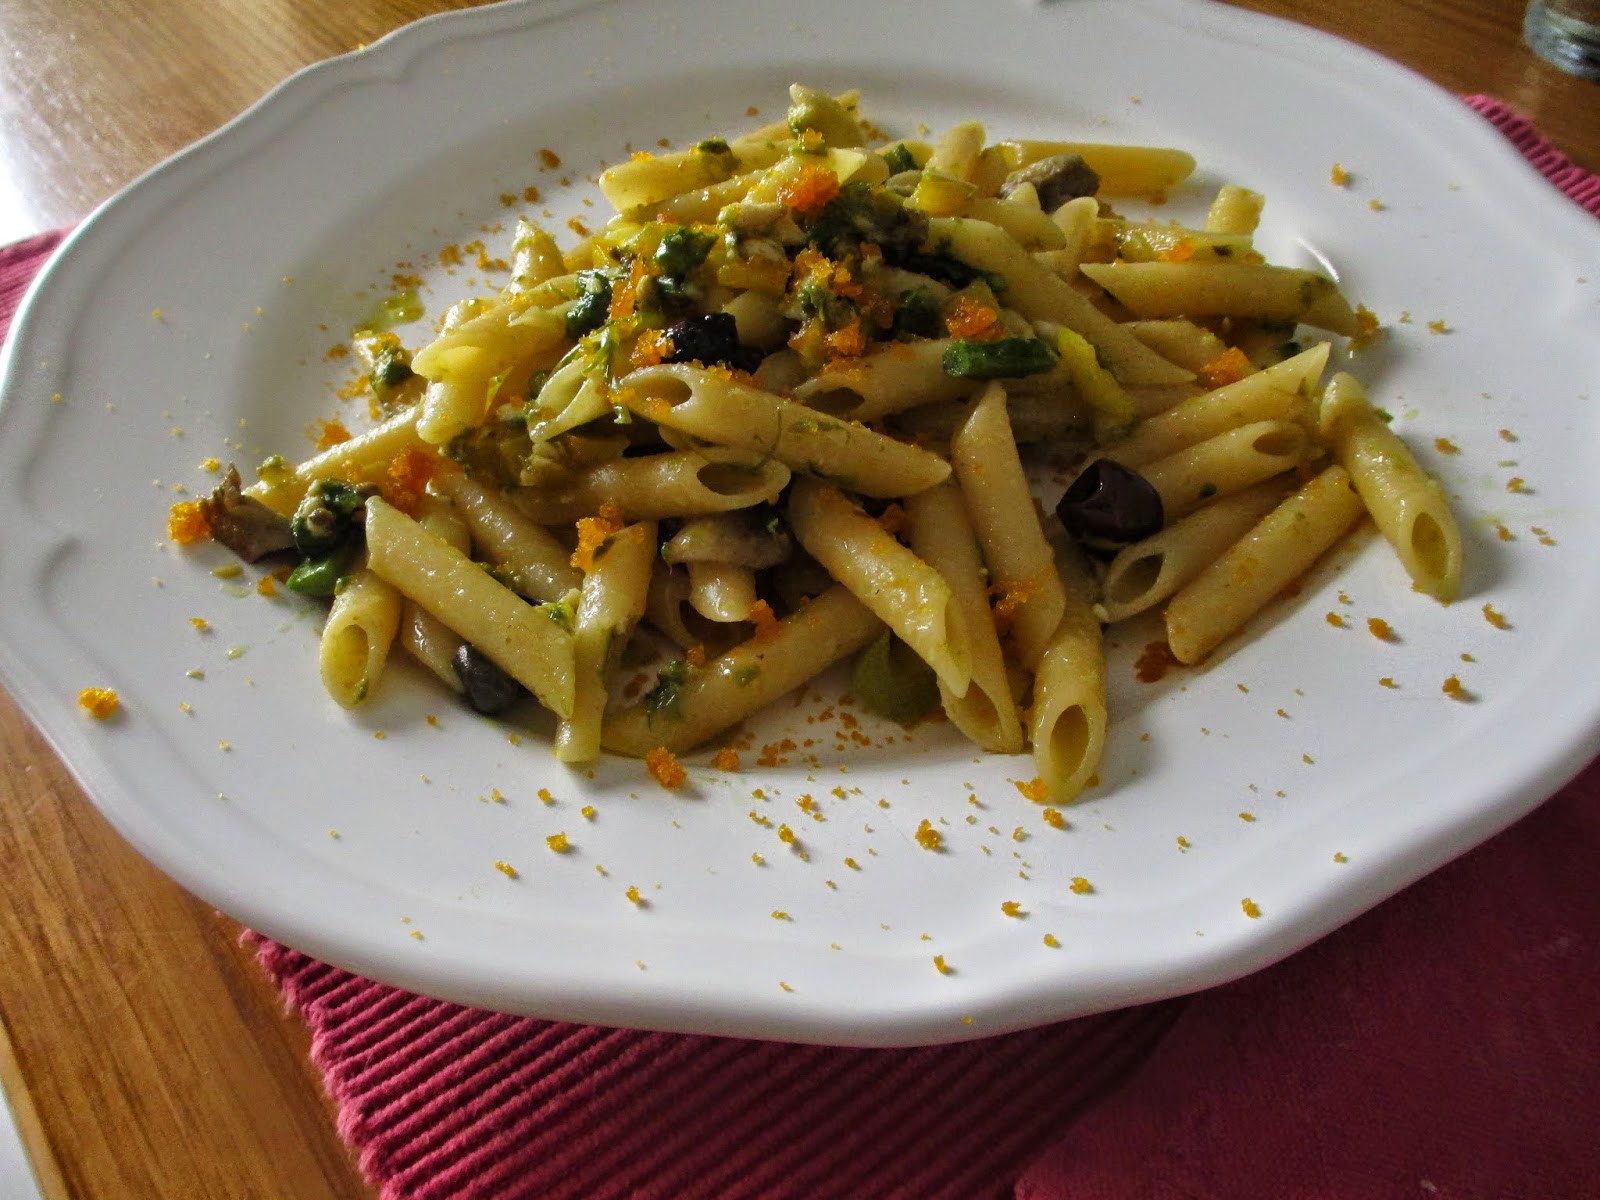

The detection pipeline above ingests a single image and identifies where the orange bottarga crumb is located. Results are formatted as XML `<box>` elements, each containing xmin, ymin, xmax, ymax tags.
<box><xmin>78</xmin><ymin>687</ymin><xmax>120</xmax><ymax>719</ymax></box>
<box><xmin>630</xmin><ymin>329</ymin><xmax>675</xmax><ymax>369</ymax></box>
<box><xmin>828</xmin><ymin>260</ymin><xmax>864</xmax><ymax>301</ymax></box>
<box><xmin>1196</xmin><ymin>346</ymin><xmax>1252</xmax><ymax>389</ymax></box>
<box><xmin>382</xmin><ymin>446</ymin><xmax>437</xmax><ymax>516</ymax></box>
<box><xmin>777</xmin><ymin>162</ymin><xmax>840</xmax><ymax>216</ymax></box>
<box><xmin>823</xmin><ymin>315</ymin><xmax>867</xmax><ymax>360</ymax></box>
<box><xmin>608</xmin><ymin>256</ymin><xmax>650</xmax><ymax>322</ymax></box>
<box><xmin>167</xmin><ymin>499</ymin><xmax>213</xmax><ymax>544</ymax></box>
<box><xmin>1325</xmin><ymin>612</ymin><xmax>1346</xmax><ymax>628</ymax></box>
<box><xmin>1442</xmin><ymin>675</ymin><xmax>1468</xmax><ymax>700</ymax></box>
<box><xmin>989</xmin><ymin>578</ymin><xmax>1040</xmax><ymax>637</ymax></box>
<box><xmin>314</xmin><ymin>418</ymin><xmax>353</xmax><ymax>450</ymax></box>
<box><xmin>685</xmin><ymin>643</ymin><xmax>708</xmax><ymax>668</ymax></box>
<box><xmin>1069</xmin><ymin>876</ymin><xmax>1094</xmax><ymax>895</ymax></box>
<box><xmin>1014</xmin><ymin>777</ymin><xmax>1050</xmax><ymax>803</ymax></box>
<box><xmin>711</xmin><ymin>747</ymin><xmax>740</xmax><ymax>772</ymax></box>
<box><xmin>1241</xmin><ymin>897</ymin><xmax>1262</xmax><ymax>918</ymax></box>
<box><xmin>1135</xmin><ymin>639</ymin><xmax>1179</xmax><ymax>683</ymax></box>
<box><xmin>748</xmin><ymin>599</ymin><xmax>780</xmax><ymax>645</ymax></box>
<box><xmin>1367</xmin><ymin>616</ymin><xmax>1395</xmax><ymax>640</ymax></box>
<box><xmin>538</xmin><ymin>148</ymin><xmax>562</xmax><ymax>169</ymax></box>
<box><xmin>571</xmin><ymin>503</ymin><xmax>624</xmax><ymax>571</ymax></box>
<box><xmin>1157</xmin><ymin>236</ymin><xmax>1198</xmax><ymax>263</ymax></box>
<box><xmin>1329</xmin><ymin>162</ymin><xmax>1349</xmax><ymax>186</ymax></box>
<box><xmin>944</xmin><ymin>294</ymin><xmax>1001</xmax><ymax>339</ymax></box>
<box><xmin>256</xmin><ymin>575</ymin><xmax>278</xmax><ymax>597</ymax></box>
<box><xmin>1482</xmin><ymin>603</ymin><xmax>1509</xmax><ymax>629</ymax></box>
<box><xmin>646</xmin><ymin>747</ymin><xmax>687</xmax><ymax>789</ymax></box>
<box><xmin>875</xmin><ymin>503</ymin><xmax>908</xmax><ymax>537</ymax></box>
<box><xmin>914</xmin><ymin>819</ymin><xmax>943</xmax><ymax>850</ymax></box>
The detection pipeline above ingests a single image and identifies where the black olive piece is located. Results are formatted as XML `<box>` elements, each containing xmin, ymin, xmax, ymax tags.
<box><xmin>452</xmin><ymin>644</ymin><xmax>525</xmax><ymax>715</ymax></box>
<box><xmin>662</xmin><ymin>312</ymin><xmax>749</xmax><ymax>370</ymax></box>
<box><xmin>1055</xmin><ymin>459</ymin><xmax>1165</xmax><ymax>545</ymax></box>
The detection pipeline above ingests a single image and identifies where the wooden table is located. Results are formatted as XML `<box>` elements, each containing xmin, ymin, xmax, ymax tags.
<box><xmin>0</xmin><ymin>2</ymin><xmax>1594</xmax><ymax>1196</ymax></box>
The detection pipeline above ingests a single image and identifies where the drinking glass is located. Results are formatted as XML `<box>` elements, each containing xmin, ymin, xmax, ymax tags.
<box><xmin>1525</xmin><ymin>0</ymin><xmax>1600</xmax><ymax>79</ymax></box>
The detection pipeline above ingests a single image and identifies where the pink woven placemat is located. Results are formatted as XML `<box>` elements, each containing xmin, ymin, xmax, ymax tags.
<box><xmin>2</xmin><ymin>97</ymin><xmax>1596</xmax><ymax>1200</ymax></box>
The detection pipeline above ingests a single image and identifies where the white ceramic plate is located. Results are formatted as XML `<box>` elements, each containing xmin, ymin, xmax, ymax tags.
<box><xmin>3</xmin><ymin>0</ymin><xmax>1599</xmax><ymax>1047</ymax></box>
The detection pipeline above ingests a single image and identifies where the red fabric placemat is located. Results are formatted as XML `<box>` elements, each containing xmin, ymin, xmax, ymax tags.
<box><xmin>2</xmin><ymin>98</ymin><xmax>1596</xmax><ymax>1200</ymax></box>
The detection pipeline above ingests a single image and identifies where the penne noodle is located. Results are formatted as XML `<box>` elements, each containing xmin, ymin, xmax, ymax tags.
<box><xmin>601</xmin><ymin>585</ymin><xmax>884</xmax><ymax>756</ymax></box>
<box><xmin>397</xmin><ymin>492</ymin><xmax>472</xmax><ymax>691</ymax></box>
<box><xmin>1079</xmin><ymin>260</ymin><xmax>1362</xmax><ymax>336</ymax></box>
<box><xmin>792</xmin><ymin>339</ymin><xmax>979</xmax><ymax>421</ymax></box>
<box><xmin>1205</xmin><ymin>185</ymin><xmax>1266</xmax><ymax>235</ymax></box>
<box><xmin>1027</xmin><ymin>541</ymin><xmax>1106</xmax><ymax>803</ymax></box>
<box><xmin>904</xmin><ymin>479</ymin><xmax>1025</xmax><ymax>754</ymax></box>
<box><xmin>1164</xmin><ymin>465</ymin><xmax>1367</xmax><ymax>664</ymax></box>
<box><xmin>1318</xmin><ymin>372</ymin><xmax>1463</xmax><ymax>602</ymax></box>
<box><xmin>318</xmin><ymin>562</ymin><xmax>403</xmax><ymax>709</ymax></box>
<box><xmin>557</xmin><ymin>520</ymin><xmax>656</xmax><ymax>764</ymax></box>
<box><xmin>618</xmin><ymin>363</ymin><xmax>951</xmax><ymax>498</ymax></box>
<box><xmin>429</xmin><ymin>460</ymin><xmax>582</xmax><ymax>602</ymax></box>
<box><xmin>1137</xmin><ymin>419</ymin><xmax>1311</xmax><ymax>521</ymax></box>
<box><xmin>1103</xmin><ymin>342</ymin><xmax>1328</xmax><ymax>467</ymax></box>
<box><xmin>950</xmin><ymin>383</ymin><xmax>1067</xmax><ymax>670</ymax></box>
<box><xmin>363</xmin><ymin>498</ymin><xmax>576</xmax><ymax>719</ymax></box>
<box><xmin>1098</xmin><ymin>479</ymin><xmax>1293</xmax><ymax>623</ymax></box>
<box><xmin>787</xmin><ymin>477</ymin><xmax>972</xmax><ymax>697</ymax></box>
<box><xmin>686</xmin><ymin>561</ymin><xmax>759</xmax><ymax>623</ymax></box>
<box><xmin>994</xmin><ymin>140</ymin><xmax>1197</xmax><ymax>196</ymax></box>
<box><xmin>508</xmin><ymin>446</ymin><xmax>791</xmax><ymax>525</ymax></box>
<box><xmin>246</xmin><ymin>405</ymin><xmax>424</xmax><ymax>516</ymax></box>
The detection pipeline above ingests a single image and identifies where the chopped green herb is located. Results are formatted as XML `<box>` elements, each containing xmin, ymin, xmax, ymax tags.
<box><xmin>644</xmin><ymin>659</ymin><xmax>691</xmax><ymax>723</ymax></box>
<box><xmin>892</xmin><ymin>288</ymin><xmax>942</xmax><ymax>339</ymax></box>
<box><xmin>882</xmin><ymin>143</ymin><xmax>917</xmax><ymax>175</ymax></box>
<box><xmin>942</xmin><ymin>337</ymin><xmax>1057</xmax><ymax>379</ymax></box>
<box><xmin>566</xmin><ymin>269</ymin><xmax>614</xmax><ymax>338</ymax></box>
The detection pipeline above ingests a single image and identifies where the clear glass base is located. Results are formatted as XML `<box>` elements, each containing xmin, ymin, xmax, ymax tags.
<box><xmin>1524</xmin><ymin>3</ymin><xmax>1600</xmax><ymax>79</ymax></box>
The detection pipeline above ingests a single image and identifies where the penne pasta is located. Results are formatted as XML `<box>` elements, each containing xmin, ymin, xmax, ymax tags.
<box><xmin>181</xmin><ymin>82</ymin><xmax>1456</xmax><ymax>800</ymax></box>
<box><xmin>1164</xmin><ymin>465</ymin><xmax>1367</xmax><ymax>664</ymax></box>
<box><xmin>557</xmin><ymin>520</ymin><xmax>656</xmax><ymax>763</ymax></box>
<box><xmin>1098</xmin><ymin>479</ymin><xmax>1293</xmax><ymax>623</ymax></box>
<box><xmin>1027</xmin><ymin>541</ymin><xmax>1106</xmax><ymax>803</ymax></box>
<box><xmin>602</xmin><ymin>585</ymin><xmax>884</xmax><ymax>756</ymax></box>
<box><xmin>318</xmin><ymin>562</ymin><xmax>403</xmax><ymax>709</ymax></box>
<box><xmin>950</xmin><ymin>383</ymin><xmax>1067</xmax><ymax>670</ymax></box>
<box><xmin>507</xmin><ymin>446</ymin><xmax>792</xmax><ymax>525</ymax></box>
<box><xmin>1137</xmin><ymin>419</ymin><xmax>1311</xmax><ymax>521</ymax></box>
<box><xmin>619</xmin><ymin>363</ymin><xmax>951</xmax><ymax>498</ymax></box>
<box><xmin>1103</xmin><ymin>342</ymin><xmax>1328</xmax><ymax>467</ymax></box>
<box><xmin>904</xmin><ymin>479</ymin><xmax>1025</xmax><ymax>754</ymax></box>
<box><xmin>1318</xmin><ymin>372</ymin><xmax>1463</xmax><ymax>602</ymax></box>
<box><xmin>363</xmin><ymin>498</ymin><xmax>576</xmax><ymax>719</ymax></box>
<box><xmin>1080</xmin><ymin>260</ymin><xmax>1362</xmax><ymax>336</ymax></box>
<box><xmin>787</xmin><ymin>476</ymin><xmax>972</xmax><ymax>697</ymax></box>
<box><xmin>429</xmin><ymin>460</ymin><xmax>582</xmax><ymax>602</ymax></box>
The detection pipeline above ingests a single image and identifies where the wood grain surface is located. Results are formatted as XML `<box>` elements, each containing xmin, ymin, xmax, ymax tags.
<box><xmin>0</xmin><ymin>2</ymin><xmax>1594</xmax><ymax>1196</ymax></box>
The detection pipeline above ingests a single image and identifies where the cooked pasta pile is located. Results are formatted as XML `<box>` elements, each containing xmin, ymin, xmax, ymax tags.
<box><xmin>173</xmin><ymin>84</ymin><xmax>1462</xmax><ymax>802</ymax></box>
